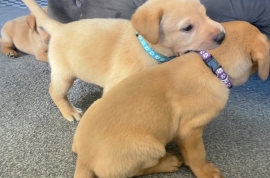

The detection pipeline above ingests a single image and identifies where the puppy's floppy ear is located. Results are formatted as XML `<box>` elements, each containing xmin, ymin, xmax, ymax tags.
<box><xmin>26</xmin><ymin>13</ymin><xmax>37</xmax><ymax>33</ymax></box>
<box><xmin>131</xmin><ymin>3</ymin><xmax>163</xmax><ymax>44</ymax></box>
<box><xmin>251</xmin><ymin>34</ymin><xmax>270</xmax><ymax>80</ymax></box>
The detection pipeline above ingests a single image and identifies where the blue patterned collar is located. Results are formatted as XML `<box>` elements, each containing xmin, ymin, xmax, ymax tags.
<box><xmin>136</xmin><ymin>33</ymin><xmax>176</xmax><ymax>63</ymax></box>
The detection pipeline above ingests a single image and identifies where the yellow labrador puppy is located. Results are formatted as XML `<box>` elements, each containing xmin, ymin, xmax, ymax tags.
<box><xmin>72</xmin><ymin>21</ymin><xmax>269</xmax><ymax>178</ymax></box>
<box><xmin>0</xmin><ymin>8</ymin><xmax>49</xmax><ymax>61</ymax></box>
<box><xmin>23</xmin><ymin>0</ymin><xmax>225</xmax><ymax>121</ymax></box>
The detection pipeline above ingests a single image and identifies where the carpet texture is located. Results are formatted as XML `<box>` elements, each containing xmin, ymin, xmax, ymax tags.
<box><xmin>1</xmin><ymin>6</ymin><xmax>270</xmax><ymax>178</ymax></box>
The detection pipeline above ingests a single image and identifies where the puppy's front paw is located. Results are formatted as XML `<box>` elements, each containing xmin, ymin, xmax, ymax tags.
<box><xmin>193</xmin><ymin>163</ymin><xmax>223</xmax><ymax>178</ymax></box>
<box><xmin>64</xmin><ymin>107</ymin><xmax>83</xmax><ymax>122</ymax></box>
<box><xmin>5</xmin><ymin>50</ymin><xmax>18</xmax><ymax>58</ymax></box>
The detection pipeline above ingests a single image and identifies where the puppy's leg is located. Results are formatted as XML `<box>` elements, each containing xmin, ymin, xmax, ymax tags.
<box><xmin>0</xmin><ymin>39</ymin><xmax>18</xmax><ymax>58</ymax></box>
<box><xmin>136</xmin><ymin>152</ymin><xmax>183</xmax><ymax>176</ymax></box>
<box><xmin>74</xmin><ymin>159</ymin><xmax>96</xmax><ymax>178</ymax></box>
<box><xmin>178</xmin><ymin>127</ymin><xmax>223</xmax><ymax>178</ymax></box>
<box><xmin>49</xmin><ymin>70</ymin><xmax>82</xmax><ymax>121</ymax></box>
<box><xmin>72</xmin><ymin>143</ymin><xmax>77</xmax><ymax>153</ymax></box>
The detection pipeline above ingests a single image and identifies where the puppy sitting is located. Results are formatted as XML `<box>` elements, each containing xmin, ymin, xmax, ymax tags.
<box><xmin>0</xmin><ymin>8</ymin><xmax>50</xmax><ymax>62</ymax></box>
<box><xmin>72</xmin><ymin>21</ymin><xmax>269</xmax><ymax>178</ymax></box>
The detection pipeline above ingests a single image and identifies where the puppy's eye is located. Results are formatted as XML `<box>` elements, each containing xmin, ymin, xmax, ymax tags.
<box><xmin>181</xmin><ymin>25</ymin><xmax>193</xmax><ymax>32</ymax></box>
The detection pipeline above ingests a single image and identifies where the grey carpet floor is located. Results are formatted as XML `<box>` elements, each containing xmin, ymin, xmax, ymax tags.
<box><xmin>1</xmin><ymin>6</ymin><xmax>270</xmax><ymax>178</ymax></box>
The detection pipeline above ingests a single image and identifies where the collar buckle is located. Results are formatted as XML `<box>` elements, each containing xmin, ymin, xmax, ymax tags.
<box><xmin>198</xmin><ymin>51</ymin><xmax>232</xmax><ymax>89</ymax></box>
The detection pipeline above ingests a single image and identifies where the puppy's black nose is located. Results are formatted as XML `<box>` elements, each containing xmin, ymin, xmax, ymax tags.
<box><xmin>214</xmin><ymin>32</ymin><xmax>225</xmax><ymax>45</ymax></box>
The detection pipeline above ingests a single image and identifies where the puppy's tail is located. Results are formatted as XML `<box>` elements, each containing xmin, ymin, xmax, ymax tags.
<box><xmin>22</xmin><ymin>0</ymin><xmax>61</xmax><ymax>35</ymax></box>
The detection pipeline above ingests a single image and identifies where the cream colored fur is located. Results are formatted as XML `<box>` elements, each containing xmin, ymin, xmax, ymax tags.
<box><xmin>72</xmin><ymin>21</ymin><xmax>269</xmax><ymax>178</ymax></box>
<box><xmin>22</xmin><ymin>0</ymin><xmax>225</xmax><ymax>121</ymax></box>
<box><xmin>0</xmin><ymin>8</ymin><xmax>49</xmax><ymax>62</ymax></box>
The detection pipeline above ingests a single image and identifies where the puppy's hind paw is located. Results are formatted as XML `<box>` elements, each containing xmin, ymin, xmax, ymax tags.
<box><xmin>5</xmin><ymin>50</ymin><xmax>18</xmax><ymax>58</ymax></box>
<box><xmin>193</xmin><ymin>163</ymin><xmax>223</xmax><ymax>178</ymax></box>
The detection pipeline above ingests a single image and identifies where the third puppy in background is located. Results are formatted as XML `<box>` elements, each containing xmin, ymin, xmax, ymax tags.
<box><xmin>23</xmin><ymin>0</ymin><xmax>225</xmax><ymax>121</ymax></box>
<box><xmin>0</xmin><ymin>7</ymin><xmax>50</xmax><ymax>62</ymax></box>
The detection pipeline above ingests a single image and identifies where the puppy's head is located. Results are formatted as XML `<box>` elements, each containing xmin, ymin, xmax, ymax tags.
<box><xmin>131</xmin><ymin>0</ymin><xmax>225</xmax><ymax>56</ymax></box>
<box><xmin>211</xmin><ymin>21</ymin><xmax>270</xmax><ymax>86</ymax></box>
<box><xmin>26</xmin><ymin>7</ymin><xmax>50</xmax><ymax>44</ymax></box>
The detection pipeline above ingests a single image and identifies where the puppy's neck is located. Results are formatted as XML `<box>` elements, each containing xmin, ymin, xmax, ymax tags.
<box><xmin>136</xmin><ymin>33</ymin><xmax>176</xmax><ymax>62</ymax></box>
<box><xmin>151</xmin><ymin>43</ymin><xmax>177</xmax><ymax>58</ymax></box>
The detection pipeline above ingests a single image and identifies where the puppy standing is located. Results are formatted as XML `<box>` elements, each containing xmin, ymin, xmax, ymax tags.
<box><xmin>72</xmin><ymin>21</ymin><xmax>269</xmax><ymax>178</ymax></box>
<box><xmin>23</xmin><ymin>0</ymin><xmax>225</xmax><ymax>121</ymax></box>
<box><xmin>0</xmin><ymin>8</ymin><xmax>50</xmax><ymax>62</ymax></box>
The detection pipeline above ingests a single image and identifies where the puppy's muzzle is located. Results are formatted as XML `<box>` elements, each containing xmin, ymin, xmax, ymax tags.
<box><xmin>214</xmin><ymin>32</ymin><xmax>225</xmax><ymax>45</ymax></box>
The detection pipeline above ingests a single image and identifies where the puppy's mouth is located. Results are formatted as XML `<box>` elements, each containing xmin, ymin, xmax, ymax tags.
<box><xmin>176</xmin><ymin>50</ymin><xmax>194</xmax><ymax>56</ymax></box>
<box><xmin>175</xmin><ymin>50</ymin><xmax>195</xmax><ymax>57</ymax></box>
<box><xmin>184</xmin><ymin>50</ymin><xmax>192</xmax><ymax>54</ymax></box>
